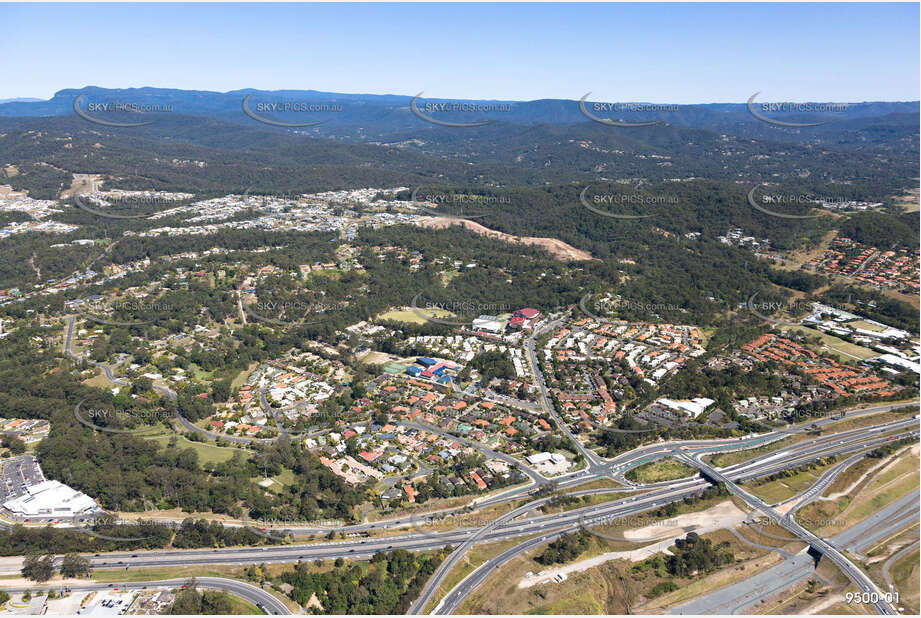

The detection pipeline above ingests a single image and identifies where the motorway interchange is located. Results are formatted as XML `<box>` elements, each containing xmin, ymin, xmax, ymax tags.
<box><xmin>0</xmin><ymin>403</ymin><xmax>916</xmax><ymax>615</ymax></box>
<box><xmin>44</xmin><ymin>315</ymin><xmax>920</xmax><ymax>614</ymax></box>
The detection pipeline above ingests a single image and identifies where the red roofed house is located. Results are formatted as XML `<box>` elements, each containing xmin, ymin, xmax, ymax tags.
<box><xmin>469</xmin><ymin>471</ymin><xmax>487</xmax><ymax>490</ymax></box>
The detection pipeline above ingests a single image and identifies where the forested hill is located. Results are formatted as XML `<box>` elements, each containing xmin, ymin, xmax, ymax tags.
<box><xmin>0</xmin><ymin>111</ymin><xmax>916</xmax><ymax>200</ymax></box>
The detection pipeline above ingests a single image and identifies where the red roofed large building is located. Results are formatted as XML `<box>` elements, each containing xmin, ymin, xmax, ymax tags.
<box><xmin>514</xmin><ymin>308</ymin><xmax>541</xmax><ymax>319</ymax></box>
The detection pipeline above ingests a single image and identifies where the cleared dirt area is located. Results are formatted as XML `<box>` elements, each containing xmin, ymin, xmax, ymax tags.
<box><xmin>60</xmin><ymin>172</ymin><xmax>103</xmax><ymax>199</ymax></box>
<box><xmin>623</xmin><ymin>500</ymin><xmax>748</xmax><ymax>542</ymax></box>
<box><xmin>519</xmin><ymin>501</ymin><xmax>748</xmax><ymax>588</ymax></box>
<box><xmin>416</xmin><ymin>216</ymin><xmax>595</xmax><ymax>262</ymax></box>
<box><xmin>456</xmin><ymin>507</ymin><xmax>776</xmax><ymax>614</ymax></box>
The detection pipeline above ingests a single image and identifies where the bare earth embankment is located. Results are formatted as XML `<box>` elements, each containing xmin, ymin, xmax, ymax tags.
<box><xmin>416</xmin><ymin>216</ymin><xmax>596</xmax><ymax>262</ymax></box>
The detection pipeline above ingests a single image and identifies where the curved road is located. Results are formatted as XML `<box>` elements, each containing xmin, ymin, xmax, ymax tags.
<box><xmin>882</xmin><ymin>539</ymin><xmax>920</xmax><ymax>596</ymax></box>
<box><xmin>0</xmin><ymin>577</ymin><xmax>290</xmax><ymax>615</ymax></box>
<box><xmin>424</xmin><ymin>424</ymin><xmax>918</xmax><ymax>615</ymax></box>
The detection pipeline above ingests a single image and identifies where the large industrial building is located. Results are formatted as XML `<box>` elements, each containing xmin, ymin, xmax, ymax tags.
<box><xmin>2</xmin><ymin>478</ymin><xmax>99</xmax><ymax>519</ymax></box>
<box><xmin>471</xmin><ymin>315</ymin><xmax>506</xmax><ymax>334</ymax></box>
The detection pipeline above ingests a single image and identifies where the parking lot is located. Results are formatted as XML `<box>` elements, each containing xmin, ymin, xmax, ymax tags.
<box><xmin>0</xmin><ymin>455</ymin><xmax>44</xmax><ymax>503</ymax></box>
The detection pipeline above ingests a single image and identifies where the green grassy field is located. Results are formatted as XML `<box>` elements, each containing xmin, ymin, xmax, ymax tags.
<box><xmin>83</xmin><ymin>372</ymin><xmax>118</xmax><ymax>389</ymax></box>
<box><xmin>748</xmin><ymin>462</ymin><xmax>835</xmax><ymax>505</ymax></box>
<box><xmin>230</xmin><ymin>362</ymin><xmax>259</xmax><ymax>390</ymax></box>
<box><xmin>625</xmin><ymin>459</ymin><xmax>696</xmax><ymax>483</ymax></box>
<box><xmin>847</xmin><ymin>320</ymin><xmax>885</xmax><ymax>333</ymax></box>
<box><xmin>891</xmin><ymin>548</ymin><xmax>920</xmax><ymax>614</ymax></box>
<box><xmin>790</xmin><ymin>326</ymin><xmax>877</xmax><ymax>360</ymax></box>
<box><xmin>377</xmin><ymin>307</ymin><xmax>456</xmax><ymax>325</ymax></box>
<box><xmin>146</xmin><ymin>433</ymin><xmax>242</xmax><ymax>464</ymax></box>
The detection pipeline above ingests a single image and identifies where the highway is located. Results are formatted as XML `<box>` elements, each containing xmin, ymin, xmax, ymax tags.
<box><xmin>421</xmin><ymin>423</ymin><xmax>918</xmax><ymax>615</ymax></box>
<box><xmin>681</xmin><ymin>452</ymin><xmax>898</xmax><ymax>615</ymax></box>
<box><xmin>673</xmin><ymin>489</ymin><xmax>920</xmax><ymax>615</ymax></box>
<box><xmin>19</xmin><ymin>429</ymin><xmax>918</xmax><ymax>616</ymax></box>
<box><xmin>399</xmin><ymin>413</ymin><xmax>916</xmax><ymax>613</ymax></box>
<box><xmin>3</xmin><ymin>419</ymin><xmax>910</xmax><ymax>579</ymax></box>
<box><xmin>54</xmin><ymin>314</ymin><xmax>919</xmax><ymax>614</ymax></box>
<box><xmin>0</xmin><ymin>577</ymin><xmax>290</xmax><ymax>615</ymax></box>
<box><xmin>779</xmin><ymin>451</ymin><xmax>869</xmax><ymax>515</ymax></box>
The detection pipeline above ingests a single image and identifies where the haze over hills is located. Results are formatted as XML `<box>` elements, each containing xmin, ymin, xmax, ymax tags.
<box><xmin>0</xmin><ymin>86</ymin><xmax>917</xmax><ymax>204</ymax></box>
<box><xmin>0</xmin><ymin>3</ymin><xmax>918</xmax><ymax>615</ymax></box>
<box><xmin>1</xmin><ymin>86</ymin><xmax>917</xmax><ymax>147</ymax></box>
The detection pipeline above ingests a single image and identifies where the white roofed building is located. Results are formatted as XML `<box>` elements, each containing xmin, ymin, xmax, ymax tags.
<box><xmin>471</xmin><ymin>315</ymin><xmax>506</xmax><ymax>334</ymax></box>
<box><xmin>656</xmin><ymin>397</ymin><xmax>715</xmax><ymax>418</ymax></box>
<box><xmin>2</xmin><ymin>480</ymin><xmax>99</xmax><ymax>518</ymax></box>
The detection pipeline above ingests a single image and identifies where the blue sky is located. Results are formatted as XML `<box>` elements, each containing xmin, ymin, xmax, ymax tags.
<box><xmin>2</xmin><ymin>2</ymin><xmax>918</xmax><ymax>102</ymax></box>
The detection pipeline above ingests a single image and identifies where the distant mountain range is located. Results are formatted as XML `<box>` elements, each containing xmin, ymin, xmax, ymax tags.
<box><xmin>0</xmin><ymin>86</ymin><xmax>916</xmax><ymax>205</ymax></box>
<box><xmin>1</xmin><ymin>86</ymin><xmax>917</xmax><ymax>146</ymax></box>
